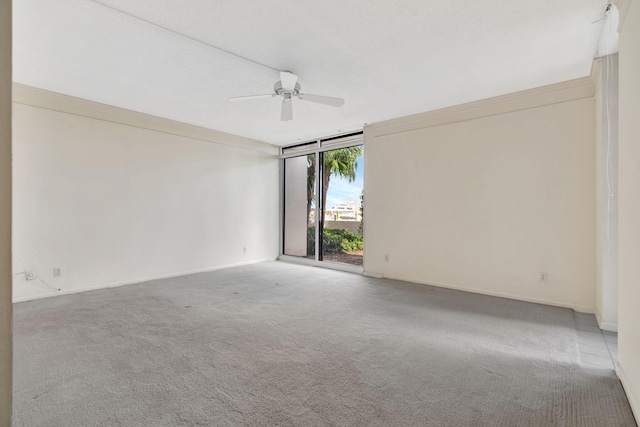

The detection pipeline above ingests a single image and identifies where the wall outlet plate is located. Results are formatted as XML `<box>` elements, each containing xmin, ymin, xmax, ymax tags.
<box><xmin>25</xmin><ymin>268</ymin><xmax>37</xmax><ymax>280</ymax></box>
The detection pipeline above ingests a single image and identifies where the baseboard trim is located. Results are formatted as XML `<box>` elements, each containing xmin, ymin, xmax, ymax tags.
<box><xmin>362</xmin><ymin>271</ymin><xmax>383</xmax><ymax>279</ymax></box>
<box><xmin>599</xmin><ymin>321</ymin><xmax>619</xmax><ymax>332</ymax></box>
<box><xmin>12</xmin><ymin>258</ymin><xmax>276</xmax><ymax>303</ymax></box>
<box><xmin>367</xmin><ymin>272</ymin><xmax>595</xmax><ymax>313</ymax></box>
<box><xmin>594</xmin><ymin>308</ymin><xmax>619</xmax><ymax>332</ymax></box>
<box><xmin>616</xmin><ymin>361</ymin><xmax>640</xmax><ymax>423</ymax></box>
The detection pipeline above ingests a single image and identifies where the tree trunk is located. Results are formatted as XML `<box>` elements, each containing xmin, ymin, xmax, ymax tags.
<box><xmin>322</xmin><ymin>167</ymin><xmax>330</xmax><ymax>225</ymax></box>
<box><xmin>306</xmin><ymin>156</ymin><xmax>315</xmax><ymax>227</ymax></box>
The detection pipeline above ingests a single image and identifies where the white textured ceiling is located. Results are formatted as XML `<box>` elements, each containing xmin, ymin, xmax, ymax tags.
<box><xmin>14</xmin><ymin>0</ymin><xmax>607</xmax><ymax>145</ymax></box>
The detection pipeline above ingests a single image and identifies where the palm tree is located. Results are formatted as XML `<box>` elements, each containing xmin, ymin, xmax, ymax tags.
<box><xmin>321</xmin><ymin>146</ymin><xmax>363</xmax><ymax>220</ymax></box>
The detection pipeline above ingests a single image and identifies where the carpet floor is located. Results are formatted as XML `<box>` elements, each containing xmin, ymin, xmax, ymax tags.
<box><xmin>13</xmin><ymin>261</ymin><xmax>636</xmax><ymax>426</ymax></box>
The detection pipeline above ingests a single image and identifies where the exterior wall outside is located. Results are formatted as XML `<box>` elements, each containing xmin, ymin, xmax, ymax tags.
<box><xmin>283</xmin><ymin>156</ymin><xmax>308</xmax><ymax>257</ymax></box>
<box><xmin>324</xmin><ymin>220</ymin><xmax>360</xmax><ymax>234</ymax></box>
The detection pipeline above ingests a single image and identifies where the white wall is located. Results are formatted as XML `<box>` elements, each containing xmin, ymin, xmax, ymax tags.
<box><xmin>617</xmin><ymin>0</ymin><xmax>640</xmax><ymax>420</ymax></box>
<box><xmin>12</xmin><ymin>101</ymin><xmax>280</xmax><ymax>301</ymax></box>
<box><xmin>594</xmin><ymin>54</ymin><xmax>619</xmax><ymax>331</ymax></box>
<box><xmin>364</xmin><ymin>91</ymin><xmax>596</xmax><ymax>312</ymax></box>
<box><xmin>0</xmin><ymin>0</ymin><xmax>11</xmax><ymax>424</ymax></box>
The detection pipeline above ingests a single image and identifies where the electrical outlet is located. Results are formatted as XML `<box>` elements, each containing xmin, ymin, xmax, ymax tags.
<box><xmin>539</xmin><ymin>272</ymin><xmax>548</xmax><ymax>283</ymax></box>
<box><xmin>25</xmin><ymin>268</ymin><xmax>37</xmax><ymax>281</ymax></box>
<box><xmin>53</xmin><ymin>268</ymin><xmax>62</xmax><ymax>278</ymax></box>
<box><xmin>384</xmin><ymin>254</ymin><xmax>389</xmax><ymax>262</ymax></box>
<box><xmin>243</xmin><ymin>247</ymin><xmax>247</xmax><ymax>253</ymax></box>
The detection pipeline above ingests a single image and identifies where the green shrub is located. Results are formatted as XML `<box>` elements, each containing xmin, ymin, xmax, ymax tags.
<box><xmin>307</xmin><ymin>227</ymin><xmax>363</xmax><ymax>254</ymax></box>
<box><xmin>341</xmin><ymin>238</ymin><xmax>363</xmax><ymax>252</ymax></box>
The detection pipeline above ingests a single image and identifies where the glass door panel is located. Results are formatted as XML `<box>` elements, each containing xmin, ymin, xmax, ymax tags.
<box><xmin>283</xmin><ymin>154</ymin><xmax>316</xmax><ymax>259</ymax></box>
<box><xmin>320</xmin><ymin>145</ymin><xmax>364</xmax><ymax>266</ymax></box>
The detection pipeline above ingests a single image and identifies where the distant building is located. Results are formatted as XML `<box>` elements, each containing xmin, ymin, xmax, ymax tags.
<box><xmin>324</xmin><ymin>199</ymin><xmax>361</xmax><ymax>221</ymax></box>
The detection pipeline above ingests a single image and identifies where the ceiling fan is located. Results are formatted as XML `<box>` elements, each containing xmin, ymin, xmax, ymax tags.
<box><xmin>229</xmin><ymin>71</ymin><xmax>345</xmax><ymax>121</ymax></box>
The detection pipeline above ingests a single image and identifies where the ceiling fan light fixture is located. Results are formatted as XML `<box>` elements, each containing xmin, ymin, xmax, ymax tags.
<box><xmin>281</xmin><ymin>98</ymin><xmax>293</xmax><ymax>121</ymax></box>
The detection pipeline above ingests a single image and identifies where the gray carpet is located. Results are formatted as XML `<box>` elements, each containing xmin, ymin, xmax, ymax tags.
<box><xmin>13</xmin><ymin>261</ymin><xmax>636</xmax><ymax>426</ymax></box>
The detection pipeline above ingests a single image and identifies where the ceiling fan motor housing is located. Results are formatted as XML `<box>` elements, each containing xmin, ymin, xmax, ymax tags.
<box><xmin>274</xmin><ymin>81</ymin><xmax>301</xmax><ymax>97</ymax></box>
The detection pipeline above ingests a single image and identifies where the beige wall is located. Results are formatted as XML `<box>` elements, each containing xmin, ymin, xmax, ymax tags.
<box><xmin>364</xmin><ymin>93</ymin><xmax>596</xmax><ymax>312</ymax></box>
<box><xmin>12</xmin><ymin>102</ymin><xmax>280</xmax><ymax>301</ymax></box>
<box><xmin>0</xmin><ymin>0</ymin><xmax>11</xmax><ymax>424</ymax></box>
<box><xmin>617</xmin><ymin>0</ymin><xmax>640</xmax><ymax>419</ymax></box>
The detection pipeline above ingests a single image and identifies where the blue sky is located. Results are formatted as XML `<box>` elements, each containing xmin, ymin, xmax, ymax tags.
<box><xmin>325</xmin><ymin>154</ymin><xmax>363</xmax><ymax>210</ymax></box>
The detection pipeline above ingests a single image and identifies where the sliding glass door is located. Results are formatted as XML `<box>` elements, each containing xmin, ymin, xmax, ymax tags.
<box><xmin>320</xmin><ymin>146</ymin><xmax>363</xmax><ymax>266</ymax></box>
<box><xmin>282</xmin><ymin>135</ymin><xmax>363</xmax><ymax>268</ymax></box>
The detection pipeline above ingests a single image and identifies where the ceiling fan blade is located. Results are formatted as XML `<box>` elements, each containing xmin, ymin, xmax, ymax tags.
<box><xmin>298</xmin><ymin>93</ymin><xmax>344</xmax><ymax>107</ymax></box>
<box><xmin>281</xmin><ymin>99</ymin><xmax>293</xmax><ymax>121</ymax></box>
<box><xmin>228</xmin><ymin>94</ymin><xmax>274</xmax><ymax>102</ymax></box>
<box><xmin>280</xmin><ymin>71</ymin><xmax>298</xmax><ymax>91</ymax></box>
